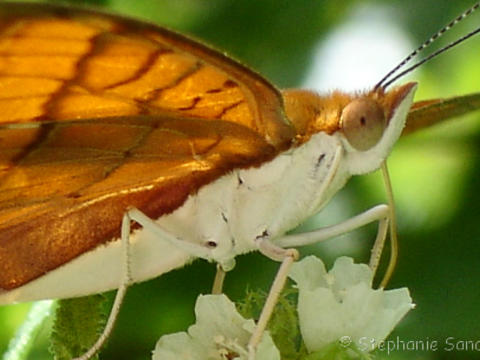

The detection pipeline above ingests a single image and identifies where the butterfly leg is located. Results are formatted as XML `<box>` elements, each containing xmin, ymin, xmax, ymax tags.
<box><xmin>212</xmin><ymin>261</ymin><xmax>236</xmax><ymax>294</ymax></box>
<box><xmin>247</xmin><ymin>204</ymin><xmax>393</xmax><ymax>358</ymax></box>
<box><xmin>248</xmin><ymin>237</ymin><xmax>299</xmax><ymax>360</ymax></box>
<box><xmin>212</xmin><ymin>264</ymin><xmax>226</xmax><ymax>294</ymax></box>
<box><xmin>73</xmin><ymin>211</ymin><xmax>133</xmax><ymax>360</ymax></box>
<box><xmin>276</xmin><ymin>204</ymin><xmax>390</xmax><ymax>278</ymax></box>
<box><xmin>74</xmin><ymin>207</ymin><xmax>221</xmax><ymax>360</ymax></box>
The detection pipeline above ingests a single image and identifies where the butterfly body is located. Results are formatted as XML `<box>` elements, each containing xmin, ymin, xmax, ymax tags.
<box><xmin>0</xmin><ymin>2</ymin><xmax>415</xmax><ymax>303</ymax></box>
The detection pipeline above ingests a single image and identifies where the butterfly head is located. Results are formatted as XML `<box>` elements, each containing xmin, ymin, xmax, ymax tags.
<box><xmin>283</xmin><ymin>82</ymin><xmax>417</xmax><ymax>175</ymax></box>
<box><xmin>337</xmin><ymin>82</ymin><xmax>417</xmax><ymax>175</ymax></box>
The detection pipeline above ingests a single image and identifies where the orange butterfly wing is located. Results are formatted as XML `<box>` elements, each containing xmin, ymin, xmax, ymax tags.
<box><xmin>404</xmin><ymin>93</ymin><xmax>480</xmax><ymax>135</ymax></box>
<box><xmin>0</xmin><ymin>4</ymin><xmax>295</xmax><ymax>289</ymax></box>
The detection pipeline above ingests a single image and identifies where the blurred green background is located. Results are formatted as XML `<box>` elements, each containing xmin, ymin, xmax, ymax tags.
<box><xmin>1</xmin><ymin>0</ymin><xmax>480</xmax><ymax>359</ymax></box>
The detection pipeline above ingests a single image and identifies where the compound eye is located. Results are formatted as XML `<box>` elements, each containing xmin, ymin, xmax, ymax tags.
<box><xmin>340</xmin><ymin>98</ymin><xmax>386</xmax><ymax>151</ymax></box>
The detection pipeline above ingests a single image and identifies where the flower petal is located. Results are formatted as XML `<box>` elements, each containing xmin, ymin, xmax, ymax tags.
<box><xmin>289</xmin><ymin>256</ymin><xmax>414</xmax><ymax>353</ymax></box>
<box><xmin>153</xmin><ymin>294</ymin><xmax>280</xmax><ymax>360</ymax></box>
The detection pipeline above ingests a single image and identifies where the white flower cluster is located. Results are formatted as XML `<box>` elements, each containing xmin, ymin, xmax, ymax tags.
<box><xmin>153</xmin><ymin>256</ymin><xmax>414</xmax><ymax>359</ymax></box>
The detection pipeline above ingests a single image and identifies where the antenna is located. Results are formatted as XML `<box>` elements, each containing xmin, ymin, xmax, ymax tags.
<box><xmin>374</xmin><ymin>2</ymin><xmax>480</xmax><ymax>90</ymax></box>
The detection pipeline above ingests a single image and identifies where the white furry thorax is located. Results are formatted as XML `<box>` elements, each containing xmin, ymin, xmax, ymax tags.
<box><xmin>156</xmin><ymin>132</ymin><xmax>347</xmax><ymax>265</ymax></box>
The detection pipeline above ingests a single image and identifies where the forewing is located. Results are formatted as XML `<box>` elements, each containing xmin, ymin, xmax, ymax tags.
<box><xmin>0</xmin><ymin>3</ymin><xmax>295</xmax><ymax>289</ymax></box>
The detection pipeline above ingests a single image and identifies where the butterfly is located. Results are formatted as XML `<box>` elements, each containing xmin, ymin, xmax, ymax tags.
<box><xmin>1</xmin><ymin>1</ymin><xmax>480</xmax><ymax>359</ymax></box>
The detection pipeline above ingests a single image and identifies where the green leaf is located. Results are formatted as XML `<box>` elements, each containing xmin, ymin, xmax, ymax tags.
<box><xmin>2</xmin><ymin>300</ymin><xmax>53</xmax><ymax>360</ymax></box>
<box><xmin>236</xmin><ymin>285</ymin><xmax>307</xmax><ymax>360</ymax></box>
<box><xmin>49</xmin><ymin>294</ymin><xmax>108</xmax><ymax>360</ymax></box>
